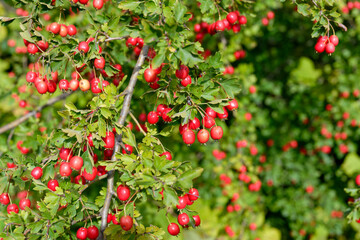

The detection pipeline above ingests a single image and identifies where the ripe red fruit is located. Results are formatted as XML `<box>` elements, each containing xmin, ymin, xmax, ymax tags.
<box><xmin>49</xmin><ymin>22</ymin><xmax>60</xmax><ymax>34</ymax></box>
<box><xmin>205</xmin><ymin>107</ymin><xmax>217</xmax><ymax>118</ymax></box>
<box><xmin>245</xmin><ymin>112</ymin><xmax>252</xmax><ymax>121</ymax></box>
<box><xmin>19</xmin><ymin>198</ymin><xmax>31</xmax><ymax>210</ymax></box>
<box><xmin>329</xmin><ymin>35</ymin><xmax>339</xmax><ymax>46</ymax></box>
<box><xmin>0</xmin><ymin>193</ymin><xmax>10</xmax><ymax>205</ymax></box>
<box><xmin>210</xmin><ymin>126</ymin><xmax>223</xmax><ymax>140</ymax></box>
<box><xmin>249</xmin><ymin>223</ymin><xmax>257</xmax><ymax>231</ymax></box>
<box><xmin>189</xmin><ymin>117</ymin><xmax>200</xmax><ymax>130</ymax></box>
<box><xmin>356</xmin><ymin>175</ymin><xmax>360</xmax><ymax>186</ymax></box>
<box><xmin>139</xmin><ymin>113</ymin><xmax>147</xmax><ymax>122</ymax></box>
<box><xmin>262</xmin><ymin>17</ymin><xmax>269</xmax><ymax>26</ymax></box>
<box><xmin>70</xmin><ymin>156</ymin><xmax>84</xmax><ymax>171</ymax></box>
<box><xmin>7</xmin><ymin>204</ymin><xmax>19</xmax><ymax>214</ymax></box>
<box><xmin>325</xmin><ymin>42</ymin><xmax>335</xmax><ymax>54</ymax></box>
<box><xmin>202</xmin><ymin>116</ymin><xmax>215</xmax><ymax>128</ymax></box>
<box><xmin>181</xmin><ymin>75</ymin><xmax>192</xmax><ymax>87</ymax></box>
<box><xmin>37</xmin><ymin>41</ymin><xmax>49</xmax><ymax>51</ymax></box>
<box><xmin>144</xmin><ymin>68</ymin><xmax>157</xmax><ymax>83</ymax></box>
<box><xmin>182</xmin><ymin>130</ymin><xmax>195</xmax><ymax>145</ymax></box>
<box><xmin>67</xmin><ymin>25</ymin><xmax>77</xmax><ymax>36</ymax></box>
<box><xmin>160</xmin><ymin>151</ymin><xmax>172</xmax><ymax>160</ymax></box>
<box><xmin>238</xmin><ymin>15</ymin><xmax>247</xmax><ymax>25</ymax></box>
<box><xmin>167</xmin><ymin>223</ymin><xmax>180</xmax><ymax>236</ymax></box>
<box><xmin>87</xmin><ymin>226</ymin><xmax>99</xmax><ymax>240</ymax></box>
<box><xmin>193</xmin><ymin>215</ymin><xmax>201</xmax><ymax>226</ymax></box>
<box><xmin>120</xmin><ymin>216</ymin><xmax>133</xmax><ymax>231</ymax></box>
<box><xmin>188</xmin><ymin>188</ymin><xmax>199</xmax><ymax>201</ymax></box>
<box><xmin>27</xmin><ymin>43</ymin><xmax>38</xmax><ymax>54</ymax></box>
<box><xmin>59</xmin><ymin>147</ymin><xmax>73</xmax><ymax>160</ymax></box>
<box><xmin>69</xmin><ymin>79</ymin><xmax>79</xmax><ymax>91</ymax></box>
<box><xmin>226</xmin><ymin>12</ymin><xmax>238</xmax><ymax>24</ymax></box>
<box><xmin>178</xmin><ymin>213</ymin><xmax>190</xmax><ymax>226</ymax></box>
<box><xmin>217</xmin><ymin>107</ymin><xmax>228</xmax><ymax>119</ymax></box>
<box><xmin>197</xmin><ymin>129</ymin><xmax>209</xmax><ymax>144</ymax></box>
<box><xmin>93</xmin><ymin>0</ymin><xmax>104</xmax><ymax>9</ymax></box>
<box><xmin>76</xmin><ymin>227</ymin><xmax>88</xmax><ymax>240</ymax></box>
<box><xmin>31</xmin><ymin>167</ymin><xmax>43</xmax><ymax>179</ymax></box>
<box><xmin>122</xmin><ymin>144</ymin><xmax>133</xmax><ymax>154</ymax></box>
<box><xmin>36</xmin><ymin>81</ymin><xmax>48</xmax><ymax>94</ymax></box>
<box><xmin>47</xmin><ymin>179</ymin><xmax>59</xmax><ymax>191</ymax></box>
<box><xmin>176</xmin><ymin>65</ymin><xmax>189</xmax><ymax>79</ymax></box>
<box><xmin>82</xmin><ymin>167</ymin><xmax>98</xmax><ymax>181</ymax></box>
<box><xmin>59</xmin><ymin>79</ymin><xmax>69</xmax><ymax>91</ymax></box>
<box><xmin>47</xmin><ymin>80</ymin><xmax>57</xmax><ymax>93</ymax></box>
<box><xmin>176</xmin><ymin>196</ymin><xmax>187</xmax><ymax>209</ymax></box>
<box><xmin>267</xmin><ymin>11</ymin><xmax>275</xmax><ymax>20</ymax></box>
<box><xmin>249</xmin><ymin>85</ymin><xmax>256</xmax><ymax>94</ymax></box>
<box><xmin>19</xmin><ymin>100</ymin><xmax>27</xmax><ymax>108</ymax></box>
<box><xmin>147</xmin><ymin>111</ymin><xmax>159</xmax><ymax>124</ymax></box>
<box><xmin>194</xmin><ymin>23</ymin><xmax>201</xmax><ymax>32</ymax></box>
<box><xmin>117</xmin><ymin>185</ymin><xmax>130</xmax><ymax>201</ymax></box>
<box><xmin>315</xmin><ymin>42</ymin><xmax>326</xmax><ymax>53</ymax></box>
<box><xmin>226</xmin><ymin>99</ymin><xmax>238</xmax><ymax>111</ymax></box>
<box><xmin>59</xmin><ymin>24</ymin><xmax>68</xmax><ymax>37</ymax></box>
<box><xmin>215</xmin><ymin>20</ymin><xmax>225</xmax><ymax>31</ymax></box>
<box><xmin>26</xmin><ymin>71</ymin><xmax>37</xmax><ymax>83</ymax></box>
<box><xmin>78</xmin><ymin>41</ymin><xmax>90</xmax><ymax>53</ymax></box>
<box><xmin>103</xmin><ymin>131</ymin><xmax>115</xmax><ymax>148</ymax></box>
<box><xmin>94</xmin><ymin>57</ymin><xmax>105</xmax><ymax>69</ymax></box>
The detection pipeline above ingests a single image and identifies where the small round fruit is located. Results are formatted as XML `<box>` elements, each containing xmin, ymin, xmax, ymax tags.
<box><xmin>0</xmin><ymin>193</ymin><xmax>10</xmax><ymax>205</ymax></box>
<box><xmin>93</xmin><ymin>0</ymin><xmax>104</xmax><ymax>9</ymax></box>
<box><xmin>78</xmin><ymin>41</ymin><xmax>90</xmax><ymax>53</ymax></box>
<box><xmin>59</xmin><ymin>147</ymin><xmax>73</xmax><ymax>160</ymax></box>
<box><xmin>59</xmin><ymin>79</ymin><xmax>69</xmax><ymax>91</ymax></box>
<box><xmin>147</xmin><ymin>111</ymin><xmax>159</xmax><ymax>124</ymax></box>
<box><xmin>70</xmin><ymin>156</ymin><xmax>84</xmax><ymax>171</ymax></box>
<box><xmin>176</xmin><ymin>196</ymin><xmax>187</xmax><ymax>209</ymax></box>
<box><xmin>189</xmin><ymin>117</ymin><xmax>200</xmax><ymax>130</ymax></box>
<box><xmin>59</xmin><ymin>24</ymin><xmax>68</xmax><ymax>37</ymax></box>
<box><xmin>181</xmin><ymin>75</ymin><xmax>192</xmax><ymax>87</ymax></box>
<box><xmin>94</xmin><ymin>57</ymin><xmax>105</xmax><ymax>69</ymax></box>
<box><xmin>67</xmin><ymin>25</ymin><xmax>77</xmax><ymax>36</ymax></box>
<box><xmin>49</xmin><ymin>22</ymin><xmax>60</xmax><ymax>34</ymax></box>
<box><xmin>26</xmin><ymin>71</ymin><xmax>37</xmax><ymax>83</ymax></box>
<box><xmin>202</xmin><ymin>116</ymin><xmax>215</xmax><ymax>128</ymax></box>
<box><xmin>215</xmin><ymin>20</ymin><xmax>225</xmax><ymax>31</ymax></box>
<box><xmin>27</xmin><ymin>43</ymin><xmax>38</xmax><ymax>54</ymax></box>
<box><xmin>205</xmin><ymin>107</ymin><xmax>217</xmax><ymax>118</ymax></box>
<box><xmin>315</xmin><ymin>42</ymin><xmax>326</xmax><ymax>53</ymax></box>
<box><xmin>210</xmin><ymin>126</ymin><xmax>223</xmax><ymax>140</ymax></box>
<box><xmin>117</xmin><ymin>185</ymin><xmax>130</xmax><ymax>201</ymax></box>
<box><xmin>226</xmin><ymin>12</ymin><xmax>238</xmax><ymax>24</ymax></box>
<box><xmin>120</xmin><ymin>216</ymin><xmax>133</xmax><ymax>231</ymax></box>
<box><xmin>193</xmin><ymin>215</ymin><xmax>201</xmax><ymax>226</ymax></box>
<box><xmin>19</xmin><ymin>198</ymin><xmax>31</xmax><ymax>210</ymax></box>
<box><xmin>76</xmin><ymin>227</ymin><xmax>88</xmax><ymax>240</ymax></box>
<box><xmin>122</xmin><ymin>144</ymin><xmax>133</xmax><ymax>155</ymax></box>
<box><xmin>31</xmin><ymin>167</ymin><xmax>43</xmax><ymax>179</ymax></box>
<box><xmin>103</xmin><ymin>131</ymin><xmax>115</xmax><ymax>149</ymax></box>
<box><xmin>79</xmin><ymin>79</ymin><xmax>90</xmax><ymax>91</ymax></box>
<box><xmin>69</xmin><ymin>79</ymin><xmax>79</xmax><ymax>91</ymax></box>
<box><xmin>159</xmin><ymin>151</ymin><xmax>172</xmax><ymax>160</ymax></box>
<box><xmin>226</xmin><ymin>99</ymin><xmax>238</xmax><ymax>111</ymax></box>
<box><xmin>325</xmin><ymin>42</ymin><xmax>335</xmax><ymax>54</ymax></box>
<box><xmin>329</xmin><ymin>35</ymin><xmax>339</xmax><ymax>46</ymax></box>
<box><xmin>175</xmin><ymin>65</ymin><xmax>189</xmax><ymax>79</ymax></box>
<box><xmin>182</xmin><ymin>130</ymin><xmax>195</xmax><ymax>145</ymax></box>
<box><xmin>144</xmin><ymin>68</ymin><xmax>157</xmax><ymax>83</ymax></box>
<box><xmin>167</xmin><ymin>223</ymin><xmax>180</xmax><ymax>236</ymax></box>
<box><xmin>197</xmin><ymin>129</ymin><xmax>209</xmax><ymax>144</ymax></box>
<box><xmin>178</xmin><ymin>213</ymin><xmax>190</xmax><ymax>226</ymax></box>
<box><xmin>7</xmin><ymin>204</ymin><xmax>19</xmax><ymax>214</ymax></box>
<box><xmin>87</xmin><ymin>226</ymin><xmax>99</xmax><ymax>240</ymax></box>
<box><xmin>82</xmin><ymin>167</ymin><xmax>98</xmax><ymax>181</ymax></box>
<box><xmin>48</xmin><ymin>179</ymin><xmax>59</xmax><ymax>191</ymax></box>
<box><xmin>188</xmin><ymin>188</ymin><xmax>199</xmax><ymax>201</ymax></box>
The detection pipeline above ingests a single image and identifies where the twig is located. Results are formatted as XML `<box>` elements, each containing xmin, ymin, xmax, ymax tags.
<box><xmin>98</xmin><ymin>45</ymin><xmax>149</xmax><ymax>240</ymax></box>
<box><xmin>0</xmin><ymin>92</ymin><xmax>74</xmax><ymax>135</ymax></box>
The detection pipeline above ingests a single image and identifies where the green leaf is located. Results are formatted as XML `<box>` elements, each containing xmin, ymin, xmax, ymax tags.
<box><xmin>176</xmin><ymin>48</ymin><xmax>202</xmax><ymax>67</ymax></box>
<box><xmin>163</xmin><ymin>186</ymin><xmax>178</xmax><ymax>207</ymax></box>
<box><xmin>152</xmin><ymin>53</ymin><xmax>165</xmax><ymax>69</ymax></box>
<box><xmin>177</xmin><ymin>167</ymin><xmax>203</xmax><ymax>189</ymax></box>
<box><xmin>118</xmin><ymin>0</ymin><xmax>141</xmax><ymax>11</ymax></box>
<box><xmin>173</xmin><ymin>3</ymin><xmax>187</xmax><ymax>23</ymax></box>
<box><xmin>297</xmin><ymin>4</ymin><xmax>311</xmax><ymax>16</ymax></box>
<box><xmin>0</xmin><ymin>17</ymin><xmax>15</xmax><ymax>26</ymax></box>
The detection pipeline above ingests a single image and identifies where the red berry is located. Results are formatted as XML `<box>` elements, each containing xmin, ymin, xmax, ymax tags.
<box><xmin>103</xmin><ymin>131</ymin><xmax>115</xmax><ymax>148</ymax></box>
<box><xmin>356</xmin><ymin>175</ymin><xmax>360</xmax><ymax>186</ymax></box>
<box><xmin>167</xmin><ymin>223</ymin><xmax>180</xmax><ymax>236</ymax></box>
<box><xmin>325</xmin><ymin>43</ymin><xmax>335</xmax><ymax>54</ymax></box>
<box><xmin>178</xmin><ymin>213</ymin><xmax>190</xmax><ymax>226</ymax></box>
<box><xmin>205</xmin><ymin>107</ymin><xmax>217</xmax><ymax>118</ymax></box>
<box><xmin>147</xmin><ymin>111</ymin><xmax>159</xmax><ymax>124</ymax></box>
<box><xmin>69</xmin><ymin>79</ymin><xmax>79</xmax><ymax>91</ymax></box>
<box><xmin>175</xmin><ymin>65</ymin><xmax>189</xmax><ymax>79</ymax></box>
<box><xmin>226</xmin><ymin>12</ymin><xmax>238</xmax><ymax>24</ymax></box>
<box><xmin>176</xmin><ymin>196</ymin><xmax>187</xmax><ymax>209</ymax></box>
<box><xmin>188</xmin><ymin>188</ymin><xmax>199</xmax><ymax>201</ymax></box>
<box><xmin>181</xmin><ymin>75</ymin><xmax>192</xmax><ymax>87</ymax></box>
<box><xmin>120</xmin><ymin>216</ymin><xmax>133</xmax><ymax>231</ymax></box>
<box><xmin>315</xmin><ymin>42</ymin><xmax>326</xmax><ymax>53</ymax></box>
<box><xmin>82</xmin><ymin>167</ymin><xmax>98</xmax><ymax>181</ymax></box>
<box><xmin>182</xmin><ymin>130</ymin><xmax>195</xmax><ymax>145</ymax></box>
<box><xmin>59</xmin><ymin>24</ymin><xmax>68</xmax><ymax>37</ymax></box>
<box><xmin>49</xmin><ymin>22</ymin><xmax>60</xmax><ymax>34</ymax></box>
<box><xmin>217</xmin><ymin>107</ymin><xmax>228</xmax><ymax>119</ymax></box>
<box><xmin>59</xmin><ymin>79</ymin><xmax>69</xmax><ymax>91</ymax></box>
<box><xmin>87</xmin><ymin>226</ymin><xmax>99</xmax><ymax>240</ymax></box>
<box><xmin>93</xmin><ymin>0</ymin><xmax>104</xmax><ymax>9</ymax></box>
<box><xmin>189</xmin><ymin>117</ymin><xmax>200</xmax><ymax>130</ymax></box>
<box><xmin>122</xmin><ymin>144</ymin><xmax>133</xmax><ymax>155</ymax></box>
<box><xmin>160</xmin><ymin>151</ymin><xmax>172</xmax><ymax>160</ymax></box>
<box><xmin>144</xmin><ymin>68</ymin><xmax>157</xmax><ymax>83</ymax></box>
<box><xmin>197</xmin><ymin>129</ymin><xmax>209</xmax><ymax>144</ymax></box>
<box><xmin>238</xmin><ymin>15</ymin><xmax>247</xmax><ymax>25</ymax></box>
<box><xmin>329</xmin><ymin>35</ymin><xmax>339</xmax><ymax>46</ymax></box>
<box><xmin>262</xmin><ymin>18</ymin><xmax>269</xmax><ymax>26</ymax></box>
<box><xmin>161</xmin><ymin>108</ymin><xmax>172</xmax><ymax>122</ymax></box>
<box><xmin>193</xmin><ymin>215</ymin><xmax>201</xmax><ymax>226</ymax></box>
<box><xmin>26</xmin><ymin>71</ymin><xmax>37</xmax><ymax>83</ymax></box>
<box><xmin>47</xmin><ymin>179</ymin><xmax>59</xmax><ymax>191</ymax></box>
<box><xmin>19</xmin><ymin>198</ymin><xmax>31</xmax><ymax>210</ymax></box>
<box><xmin>27</xmin><ymin>43</ymin><xmax>38</xmax><ymax>54</ymax></box>
<box><xmin>70</xmin><ymin>156</ymin><xmax>83</xmax><ymax>171</ymax></box>
<box><xmin>226</xmin><ymin>99</ymin><xmax>238</xmax><ymax>111</ymax></box>
<box><xmin>67</xmin><ymin>25</ymin><xmax>77</xmax><ymax>36</ymax></box>
<box><xmin>249</xmin><ymin>85</ymin><xmax>256</xmax><ymax>94</ymax></box>
<box><xmin>76</xmin><ymin>227</ymin><xmax>88</xmax><ymax>240</ymax></box>
<box><xmin>202</xmin><ymin>116</ymin><xmax>215</xmax><ymax>128</ymax></box>
<box><xmin>117</xmin><ymin>185</ymin><xmax>130</xmax><ymax>201</ymax></box>
<box><xmin>78</xmin><ymin>41</ymin><xmax>90</xmax><ymax>53</ymax></box>
<box><xmin>267</xmin><ymin>11</ymin><xmax>275</xmax><ymax>20</ymax></box>
<box><xmin>47</xmin><ymin>80</ymin><xmax>57</xmax><ymax>93</ymax></box>
<box><xmin>59</xmin><ymin>147</ymin><xmax>73</xmax><ymax>160</ymax></box>
<box><xmin>94</xmin><ymin>57</ymin><xmax>105</xmax><ymax>69</ymax></box>
<box><xmin>0</xmin><ymin>193</ymin><xmax>10</xmax><ymax>205</ymax></box>
<box><xmin>7</xmin><ymin>204</ymin><xmax>19</xmax><ymax>214</ymax></box>
<box><xmin>31</xmin><ymin>167</ymin><xmax>43</xmax><ymax>179</ymax></box>
<box><xmin>210</xmin><ymin>126</ymin><xmax>223</xmax><ymax>140</ymax></box>
<box><xmin>215</xmin><ymin>20</ymin><xmax>225</xmax><ymax>31</ymax></box>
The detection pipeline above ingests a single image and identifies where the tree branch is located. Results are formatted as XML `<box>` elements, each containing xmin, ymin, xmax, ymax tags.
<box><xmin>98</xmin><ymin>45</ymin><xmax>149</xmax><ymax>240</ymax></box>
<box><xmin>0</xmin><ymin>92</ymin><xmax>74</xmax><ymax>135</ymax></box>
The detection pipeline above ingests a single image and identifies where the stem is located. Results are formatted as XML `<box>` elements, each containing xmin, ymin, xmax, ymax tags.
<box><xmin>0</xmin><ymin>92</ymin><xmax>74</xmax><ymax>134</ymax></box>
<box><xmin>98</xmin><ymin>45</ymin><xmax>149</xmax><ymax>239</ymax></box>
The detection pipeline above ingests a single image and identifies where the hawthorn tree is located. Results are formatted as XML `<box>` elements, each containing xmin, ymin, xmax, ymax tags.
<box><xmin>1</xmin><ymin>0</ymin><xmax>360</xmax><ymax>240</ymax></box>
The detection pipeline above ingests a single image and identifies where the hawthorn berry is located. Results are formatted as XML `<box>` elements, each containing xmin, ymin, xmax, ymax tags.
<box><xmin>197</xmin><ymin>129</ymin><xmax>209</xmax><ymax>144</ymax></box>
<box><xmin>31</xmin><ymin>167</ymin><xmax>43</xmax><ymax>179</ymax></box>
<box><xmin>168</xmin><ymin>223</ymin><xmax>180</xmax><ymax>236</ymax></box>
<box><xmin>117</xmin><ymin>185</ymin><xmax>130</xmax><ymax>201</ymax></box>
<box><xmin>160</xmin><ymin>151</ymin><xmax>172</xmax><ymax>160</ymax></box>
<box><xmin>210</xmin><ymin>126</ymin><xmax>223</xmax><ymax>140</ymax></box>
<box><xmin>82</xmin><ymin>167</ymin><xmax>98</xmax><ymax>181</ymax></box>
<box><xmin>70</xmin><ymin>156</ymin><xmax>83</xmax><ymax>171</ymax></box>
<box><xmin>188</xmin><ymin>188</ymin><xmax>199</xmax><ymax>201</ymax></box>
<box><xmin>147</xmin><ymin>111</ymin><xmax>159</xmax><ymax>124</ymax></box>
<box><xmin>182</xmin><ymin>129</ymin><xmax>195</xmax><ymax>145</ymax></box>
<box><xmin>120</xmin><ymin>216</ymin><xmax>133</xmax><ymax>231</ymax></box>
<box><xmin>94</xmin><ymin>57</ymin><xmax>105</xmax><ymax>69</ymax></box>
<box><xmin>0</xmin><ymin>193</ymin><xmax>10</xmax><ymax>205</ymax></box>
<box><xmin>19</xmin><ymin>198</ymin><xmax>31</xmax><ymax>210</ymax></box>
<box><xmin>103</xmin><ymin>131</ymin><xmax>115</xmax><ymax>148</ymax></box>
<box><xmin>87</xmin><ymin>226</ymin><xmax>99</xmax><ymax>240</ymax></box>
<box><xmin>76</xmin><ymin>227</ymin><xmax>88</xmax><ymax>240</ymax></box>
<box><xmin>93</xmin><ymin>0</ymin><xmax>104</xmax><ymax>9</ymax></box>
<box><xmin>193</xmin><ymin>215</ymin><xmax>201</xmax><ymax>226</ymax></box>
<box><xmin>7</xmin><ymin>204</ymin><xmax>19</xmax><ymax>214</ymax></box>
<box><xmin>47</xmin><ymin>179</ymin><xmax>59</xmax><ymax>191</ymax></box>
<box><xmin>78</xmin><ymin>41</ymin><xmax>90</xmax><ymax>53</ymax></box>
<box><xmin>178</xmin><ymin>213</ymin><xmax>190</xmax><ymax>226</ymax></box>
<box><xmin>189</xmin><ymin>117</ymin><xmax>200</xmax><ymax>130</ymax></box>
